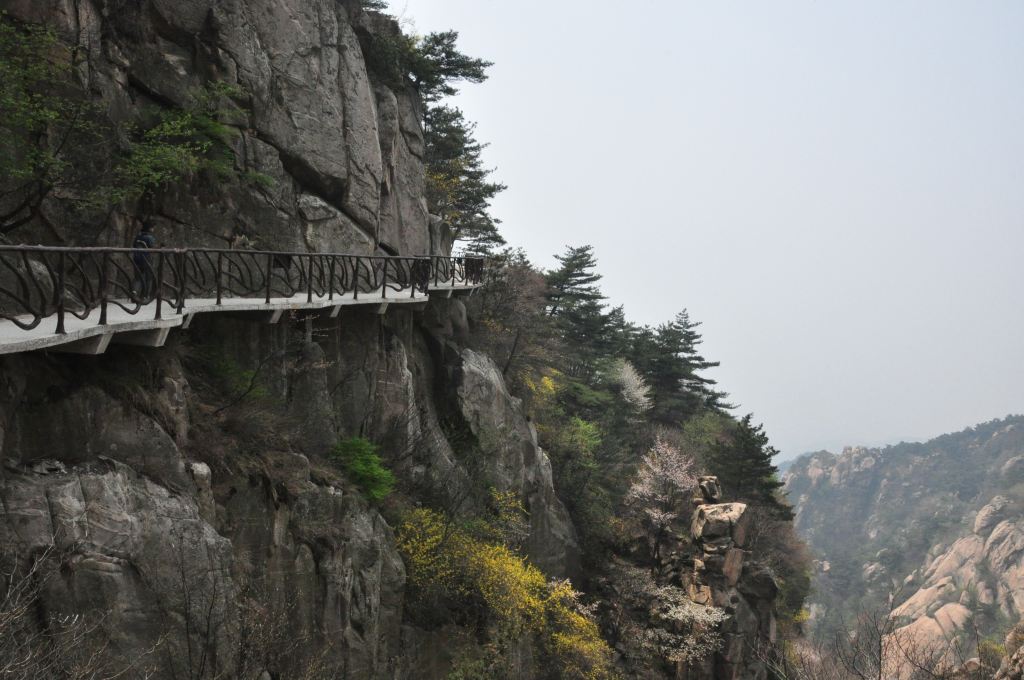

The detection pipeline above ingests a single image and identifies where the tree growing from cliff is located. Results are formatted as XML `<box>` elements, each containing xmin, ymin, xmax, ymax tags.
<box><xmin>706</xmin><ymin>414</ymin><xmax>793</xmax><ymax>520</ymax></box>
<box><xmin>408</xmin><ymin>31</ymin><xmax>492</xmax><ymax>103</ymax></box>
<box><xmin>607</xmin><ymin>561</ymin><xmax>725</xmax><ymax>670</ymax></box>
<box><xmin>545</xmin><ymin>245</ymin><xmax>616</xmax><ymax>376</ymax></box>
<box><xmin>610</xmin><ymin>359</ymin><xmax>652</xmax><ymax>414</ymax></box>
<box><xmin>626</xmin><ymin>437</ymin><xmax>698</xmax><ymax>563</ymax></box>
<box><xmin>424</xmin><ymin>105</ymin><xmax>506</xmax><ymax>251</ymax></box>
<box><xmin>0</xmin><ymin>14</ymin><xmax>258</xmax><ymax>237</ymax></box>
<box><xmin>545</xmin><ymin>245</ymin><xmax>604</xmax><ymax>316</ymax></box>
<box><xmin>396</xmin><ymin>507</ymin><xmax>616</xmax><ymax>679</ymax></box>
<box><xmin>630</xmin><ymin>310</ymin><xmax>729</xmax><ymax>424</ymax></box>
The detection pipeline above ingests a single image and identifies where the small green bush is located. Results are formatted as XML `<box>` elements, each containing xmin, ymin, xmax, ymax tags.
<box><xmin>330</xmin><ymin>438</ymin><xmax>395</xmax><ymax>501</ymax></box>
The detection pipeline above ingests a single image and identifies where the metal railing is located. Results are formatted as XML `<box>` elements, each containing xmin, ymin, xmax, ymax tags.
<box><xmin>0</xmin><ymin>246</ymin><xmax>483</xmax><ymax>334</ymax></box>
<box><xmin>430</xmin><ymin>255</ymin><xmax>485</xmax><ymax>289</ymax></box>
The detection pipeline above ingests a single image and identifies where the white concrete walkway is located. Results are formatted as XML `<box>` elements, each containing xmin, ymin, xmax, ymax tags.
<box><xmin>0</xmin><ymin>280</ymin><xmax>479</xmax><ymax>355</ymax></box>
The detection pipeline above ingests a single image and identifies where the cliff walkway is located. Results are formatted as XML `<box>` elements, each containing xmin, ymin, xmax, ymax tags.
<box><xmin>0</xmin><ymin>246</ymin><xmax>484</xmax><ymax>355</ymax></box>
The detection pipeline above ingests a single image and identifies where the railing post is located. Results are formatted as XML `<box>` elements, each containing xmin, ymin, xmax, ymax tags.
<box><xmin>265</xmin><ymin>253</ymin><xmax>273</xmax><ymax>304</ymax></box>
<box><xmin>381</xmin><ymin>258</ymin><xmax>388</xmax><ymax>299</ymax></box>
<box><xmin>216</xmin><ymin>251</ymin><xmax>223</xmax><ymax>305</ymax></box>
<box><xmin>155</xmin><ymin>251</ymin><xmax>164</xmax><ymax>320</ymax></box>
<box><xmin>176</xmin><ymin>251</ymin><xmax>186</xmax><ymax>315</ymax></box>
<box><xmin>328</xmin><ymin>256</ymin><xmax>335</xmax><ymax>301</ymax></box>
<box><xmin>306</xmin><ymin>255</ymin><xmax>314</xmax><ymax>303</ymax></box>
<box><xmin>55</xmin><ymin>251</ymin><xmax>66</xmax><ymax>334</ymax></box>
<box><xmin>353</xmin><ymin>257</ymin><xmax>359</xmax><ymax>301</ymax></box>
<box><xmin>99</xmin><ymin>251</ymin><xmax>109</xmax><ymax>325</ymax></box>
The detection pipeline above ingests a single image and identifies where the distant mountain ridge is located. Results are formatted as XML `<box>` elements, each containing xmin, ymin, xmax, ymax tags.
<box><xmin>784</xmin><ymin>415</ymin><xmax>1024</xmax><ymax>644</ymax></box>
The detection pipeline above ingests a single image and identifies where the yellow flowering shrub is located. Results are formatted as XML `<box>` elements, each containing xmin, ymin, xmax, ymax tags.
<box><xmin>542</xmin><ymin>580</ymin><xmax>617</xmax><ymax>680</ymax></box>
<box><xmin>396</xmin><ymin>508</ymin><xmax>617</xmax><ymax>679</ymax></box>
<box><xmin>396</xmin><ymin>508</ymin><xmax>466</xmax><ymax>597</ymax></box>
<box><xmin>469</xmin><ymin>543</ymin><xmax>546</xmax><ymax>635</ymax></box>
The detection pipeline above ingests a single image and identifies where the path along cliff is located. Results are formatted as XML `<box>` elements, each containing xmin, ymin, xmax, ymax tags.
<box><xmin>0</xmin><ymin>1</ymin><xmax>575</xmax><ymax>676</ymax></box>
<box><xmin>0</xmin><ymin>1</ymin><xmax>789</xmax><ymax>677</ymax></box>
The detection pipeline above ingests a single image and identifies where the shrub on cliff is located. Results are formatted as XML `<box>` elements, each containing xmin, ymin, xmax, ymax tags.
<box><xmin>396</xmin><ymin>507</ymin><xmax>616</xmax><ymax>679</ymax></box>
<box><xmin>0</xmin><ymin>13</ymin><xmax>260</xmax><ymax>236</ymax></box>
<box><xmin>329</xmin><ymin>437</ymin><xmax>395</xmax><ymax>502</ymax></box>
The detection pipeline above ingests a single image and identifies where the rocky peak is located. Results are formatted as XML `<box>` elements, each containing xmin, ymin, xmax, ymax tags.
<box><xmin>785</xmin><ymin>416</ymin><xmax>1024</xmax><ymax>648</ymax></box>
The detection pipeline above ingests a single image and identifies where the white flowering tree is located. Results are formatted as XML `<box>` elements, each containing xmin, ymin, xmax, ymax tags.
<box><xmin>626</xmin><ymin>438</ymin><xmax>698</xmax><ymax>563</ymax></box>
<box><xmin>612</xmin><ymin>359</ymin><xmax>652</xmax><ymax>414</ymax></box>
<box><xmin>609</xmin><ymin>561</ymin><xmax>725</xmax><ymax>669</ymax></box>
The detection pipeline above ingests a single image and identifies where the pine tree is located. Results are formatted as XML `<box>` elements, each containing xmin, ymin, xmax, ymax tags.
<box><xmin>545</xmin><ymin>245</ymin><xmax>611</xmax><ymax>377</ymax></box>
<box><xmin>545</xmin><ymin>245</ymin><xmax>604</xmax><ymax>316</ymax></box>
<box><xmin>408</xmin><ymin>31</ymin><xmax>492</xmax><ymax>104</ymax></box>
<box><xmin>706</xmin><ymin>414</ymin><xmax>793</xmax><ymax>520</ymax></box>
<box><xmin>424</xmin><ymin>105</ymin><xmax>507</xmax><ymax>251</ymax></box>
<box><xmin>631</xmin><ymin>310</ymin><xmax>728</xmax><ymax>424</ymax></box>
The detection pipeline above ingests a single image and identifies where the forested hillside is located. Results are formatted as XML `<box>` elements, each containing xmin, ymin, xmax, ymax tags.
<box><xmin>461</xmin><ymin>244</ymin><xmax>812</xmax><ymax>677</ymax></box>
<box><xmin>785</xmin><ymin>416</ymin><xmax>1024</xmax><ymax>674</ymax></box>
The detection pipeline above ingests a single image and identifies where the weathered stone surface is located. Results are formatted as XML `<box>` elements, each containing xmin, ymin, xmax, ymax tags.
<box><xmin>6</xmin><ymin>385</ymin><xmax>190</xmax><ymax>491</ymax></box>
<box><xmin>686</xmin><ymin>497</ymin><xmax>776</xmax><ymax>680</ymax></box>
<box><xmin>454</xmin><ymin>349</ymin><xmax>579</xmax><ymax>577</ymax></box>
<box><xmin>3</xmin><ymin>0</ymin><xmax>430</xmax><ymax>257</ymax></box>
<box><xmin>976</xmin><ymin>496</ymin><xmax>1011</xmax><ymax>536</ymax></box>
<box><xmin>723</xmin><ymin>547</ymin><xmax>745</xmax><ymax>586</ymax></box>
<box><xmin>696</xmin><ymin>475</ymin><xmax>723</xmax><ymax>504</ymax></box>
<box><xmin>0</xmin><ymin>462</ymin><xmax>238</xmax><ymax>677</ymax></box>
<box><xmin>287</xmin><ymin>341</ymin><xmax>340</xmax><ymax>454</ymax></box>
<box><xmin>374</xmin><ymin>83</ymin><xmax>430</xmax><ymax>254</ymax></box>
<box><xmin>223</xmin><ymin>459</ymin><xmax>405</xmax><ymax>677</ymax></box>
<box><xmin>692</xmin><ymin>502</ymin><xmax>750</xmax><ymax>551</ymax></box>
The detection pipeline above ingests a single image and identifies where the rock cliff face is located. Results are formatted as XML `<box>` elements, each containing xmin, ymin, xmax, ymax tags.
<box><xmin>0</xmin><ymin>307</ymin><xmax>578</xmax><ymax>678</ymax></box>
<box><xmin>1</xmin><ymin>0</ymin><xmax>439</xmax><ymax>255</ymax></box>
<box><xmin>0</xmin><ymin>1</ymin><xmax>574</xmax><ymax>676</ymax></box>
<box><xmin>784</xmin><ymin>417</ymin><xmax>1024</xmax><ymax>645</ymax></box>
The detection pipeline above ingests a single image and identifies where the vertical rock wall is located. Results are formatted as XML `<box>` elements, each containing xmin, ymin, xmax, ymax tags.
<box><xmin>1</xmin><ymin>0</ymin><xmax>431</xmax><ymax>255</ymax></box>
<box><xmin>0</xmin><ymin>2</ymin><xmax>577</xmax><ymax>676</ymax></box>
<box><xmin>0</xmin><ymin>305</ymin><xmax>578</xmax><ymax>678</ymax></box>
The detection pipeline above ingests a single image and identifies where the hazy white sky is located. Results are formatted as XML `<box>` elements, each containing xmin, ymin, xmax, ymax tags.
<box><xmin>386</xmin><ymin>0</ymin><xmax>1024</xmax><ymax>459</ymax></box>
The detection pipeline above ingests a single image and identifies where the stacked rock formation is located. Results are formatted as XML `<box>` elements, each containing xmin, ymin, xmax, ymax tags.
<box><xmin>684</xmin><ymin>477</ymin><xmax>778</xmax><ymax>680</ymax></box>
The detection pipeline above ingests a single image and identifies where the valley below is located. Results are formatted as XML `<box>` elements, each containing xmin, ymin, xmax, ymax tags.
<box><xmin>785</xmin><ymin>416</ymin><xmax>1024</xmax><ymax>672</ymax></box>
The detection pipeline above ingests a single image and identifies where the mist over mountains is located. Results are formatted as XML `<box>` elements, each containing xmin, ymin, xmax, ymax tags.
<box><xmin>785</xmin><ymin>415</ymin><xmax>1024</xmax><ymax>649</ymax></box>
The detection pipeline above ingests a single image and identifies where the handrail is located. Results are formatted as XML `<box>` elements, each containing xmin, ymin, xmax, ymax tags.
<box><xmin>0</xmin><ymin>246</ymin><xmax>484</xmax><ymax>334</ymax></box>
<box><xmin>429</xmin><ymin>255</ymin><xmax>485</xmax><ymax>288</ymax></box>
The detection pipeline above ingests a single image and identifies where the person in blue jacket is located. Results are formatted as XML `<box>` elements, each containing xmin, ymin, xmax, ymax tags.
<box><xmin>131</xmin><ymin>222</ymin><xmax>157</xmax><ymax>300</ymax></box>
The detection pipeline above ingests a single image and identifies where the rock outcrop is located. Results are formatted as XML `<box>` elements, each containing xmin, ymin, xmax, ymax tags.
<box><xmin>0</xmin><ymin>301</ymin><xmax>579</xmax><ymax>678</ymax></box>
<box><xmin>684</xmin><ymin>477</ymin><xmax>777</xmax><ymax>680</ymax></box>
<box><xmin>785</xmin><ymin>417</ymin><xmax>1024</xmax><ymax>644</ymax></box>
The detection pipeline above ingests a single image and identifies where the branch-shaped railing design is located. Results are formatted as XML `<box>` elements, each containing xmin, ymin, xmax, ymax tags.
<box><xmin>429</xmin><ymin>255</ymin><xmax>485</xmax><ymax>289</ymax></box>
<box><xmin>0</xmin><ymin>246</ymin><xmax>483</xmax><ymax>334</ymax></box>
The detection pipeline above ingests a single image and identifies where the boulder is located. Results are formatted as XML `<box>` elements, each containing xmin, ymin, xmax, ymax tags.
<box><xmin>976</xmin><ymin>496</ymin><xmax>1012</xmax><ymax>536</ymax></box>
<box><xmin>696</xmin><ymin>475</ymin><xmax>723</xmax><ymax>504</ymax></box>
<box><xmin>692</xmin><ymin>502</ymin><xmax>750</xmax><ymax>550</ymax></box>
<box><xmin>739</xmin><ymin>564</ymin><xmax>780</xmax><ymax>601</ymax></box>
